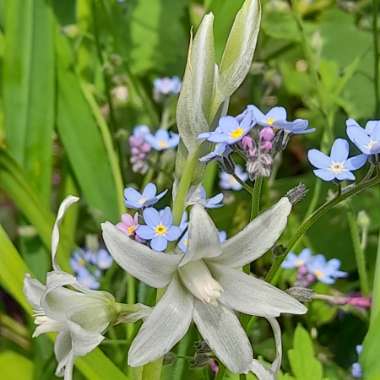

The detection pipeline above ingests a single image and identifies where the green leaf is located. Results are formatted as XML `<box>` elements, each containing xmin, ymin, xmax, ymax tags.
<box><xmin>55</xmin><ymin>29</ymin><xmax>120</xmax><ymax>222</ymax></box>
<box><xmin>0</xmin><ymin>351</ymin><xmax>33</xmax><ymax>380</ymax></box>
<box><xmin>288</xmin><ymin>325</ymin><xmax>323</xmax><ymax>380</ymax></box>
<box><xmin>218</xmin><ymin>0</ymin><xmax>261</xmax><ymax>100</ymax></box>
<box><xmin>176</xmin><ymin>13</ymin><xmax>215</xmax><ymax>152</ymax></box>
<box><xmin>361</xmin><ymin>233</ymin><xmax>380</xmax><ymax>380</ymax></box>
<box><xmin>2</xmin><ymin>0</ymin><xmax>54</xmax><ymax>203</ymax></box>
<box><xmin>0</xmin><ymin>149</ymin><xmax>72</xmax><ymax>272</ymax></box>
<box><xmin>0</xmin><ymin>225</ymin><xmax>32</xmax><ymax>313</ymax></box>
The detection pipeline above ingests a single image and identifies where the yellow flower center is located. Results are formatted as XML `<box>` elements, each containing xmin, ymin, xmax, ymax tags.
<box><xmin>154</xmin><ymin>224</ymin><xmax>167</xmax><ymax>236</ymax></box>
<box><xmin>266</xmin><ymin>117</ymin><xmax>275</xmax><ymax>126</ymax></box>
<box><xmin>127</xmin><ymin>225</ymin><xmax>137</xmax><ymax>235</ymax></box>
<box><xmin>295</xmin><ymin>259</ymin><xmax>304</xmax><ymax>267</ymax></box>
<box><xmin>229</xmin><ymin>127</ymin><xmax>244</xmax><ymax>139</ymax></box>
<box><xmin>138</xmin><ymin>197</ymin><xmax>146</xmax><ymax>205</ymax></box>
<box><xmin>329</xmin><ymin>162</ymin><xmax>345</xmax><ymax>173</ymax></box>
<box><xmin>78</xmin><ymin>258</ymin><xmax>86</xmax><ymax>267</ymax></box>
<box><xmin>314</xmin><ymin>270</ymin><xmax>324</xmax><ymax>279</ymax></box>
<box><xmin>158</xmin><ymin>140</ymin><xmax>169</xmax><ymax>149</ymax></box>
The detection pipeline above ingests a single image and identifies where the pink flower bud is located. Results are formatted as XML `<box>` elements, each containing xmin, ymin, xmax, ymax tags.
<box><xmin>260</xmin><ymin>127</ymin><xmax>275</xmax><ymax>142</ymax></box>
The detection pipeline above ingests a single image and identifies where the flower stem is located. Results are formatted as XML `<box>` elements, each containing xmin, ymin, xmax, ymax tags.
<box><xmin>346</xmin><ymin>206</ymin><xmax>369</xmax><ymax>295</ymax></box>
<box><xmin>265</xmin><ymin>174</ymin><xmax>380</xmax><ymax>284</ymax></box>
<box><xmin>373</xmin><ymin>0</ymin><xmax>380</xmax><ymax>117</ymax></box>
<box><xmin>250</xmin><ymin>176</ymin><xmax>263</xmax><ymax>220</ymax></box>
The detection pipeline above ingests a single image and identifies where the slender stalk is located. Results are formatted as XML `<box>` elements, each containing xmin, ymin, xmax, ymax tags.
<box><xmin>346</xmin><ymin>206</ymin><xmax>369</xmax><ymax>295</ymax></box>
<box><xmin>373</xmin><ymin>0</ymin><xmax>380</xmax><ymax>117</ymax></box>
<box><xmin>265</xmin><ymin>174</ymin><xmax>380</xmax><ymax>284</ymax></box>
<box><xmin>250</xmin><ymin>176</ymin><xmax>263</xmax><ymax>220</ymax></box>
<box><xmin>370</xmin><ymin>230</ymin><xmax>380</xmax><ymax>324</ymax></box>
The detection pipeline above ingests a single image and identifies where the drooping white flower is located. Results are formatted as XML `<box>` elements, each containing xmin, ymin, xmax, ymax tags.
<box><xmin>102</xmin><ymin>196</ymin><xmax>307</xmax><ymax>378</ymax></box>
<box><xmin>24</xmin><ymin>196</ymin><xmax>149</xmax><ymax>380</ymax></box>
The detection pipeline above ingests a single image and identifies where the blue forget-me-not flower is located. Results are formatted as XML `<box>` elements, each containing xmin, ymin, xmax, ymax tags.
<box><xmin>124</xmin><ymin>183</ymin><xmax>167</xmax><ymax>209</ymax></box>
<box><xmin>248</xmin><ymin>105</ymin><xmax>314</xmax><ymax>134</ymax></box>
<box><xmin>346</xmin><ymin>118</ymin><xmax>380</xmax><ymax>155</ymax></box>
<box><xmin>306</xmin><ymin>255</ymin><xmax>347</xmax><ymax>284</ymax></box>
<box><xmin>136</xmin><ymin>207</ymin><xmax>181</xmax><ymax>251</ymax></box>
<box><xmin>145</xmin><ymin>129</ymin><xmax>180</xmax><ymax>151</ymax></box>
<box><xmin>308</xmin><ymin>138</ymin><xmax>367</xmax><ymax>181</ymax></box>
<box><xmin>282</xmin><ymin>248</ymin><xmax>313</xmax><ymax>269</ymax></box>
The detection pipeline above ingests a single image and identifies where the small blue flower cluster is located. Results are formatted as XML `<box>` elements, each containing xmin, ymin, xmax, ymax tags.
<box><xmin>199</xmin><ymin>105</ymin><xmax>313</xmax><ymax>182</ymax></box>
<box><xmin>153</xmin><ymin>76</ymin><xmax>181</xmax><ymax>101</ymax></box>
<box><xmin>119</xmin><ymin>183</ymin><xmax>224</xmax><ymax>252</ymax></box>
<box><xmin>129</xmin><ymin>125</ymin><xmax>179</xmax><ymax>174</ymax></box>
<box><xmin>70</xmin><ymin>247</ymin><xmax>113</xmax><ymax>289</ymax></box>
<box><xmin>282</xmin><ymin>248</ymin><xmax>347</xmax><ymax>286</ymax></box>
<box><xmin>351</xmin><ymin>345</ymin><xmax>363</xmax><ymax>378</ymax></box>
<box><xmin>308</xmin><ymin>119</ymin><xmax>380</xmax><ymax>182</ymax></box>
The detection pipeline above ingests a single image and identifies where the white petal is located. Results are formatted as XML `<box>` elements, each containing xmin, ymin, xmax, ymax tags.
<box><xmin>24</xmin><ymin>274</ymin><xmax>45</xmax><ymax>310</ymax></box>
<box><xmin>33</xmin><ymin>317</ymin><xmax>65</xmax><ymax>337</ymax></box>
<box><xmin>68</xmin><ymin>321</ymin><xmax>104</xmax><ymax>357</ymax></box>
<box><xmin>210</xmin><ymin>264</ymin><xmax>307</xmax><ymax>317</ymax></box>
<box><xmin>267</xmin><ymin>317</ymin><xmax>282</xmax><ymax>375</ymax></box>
<box><xmin>180</xmin><ymin>205</ymin><xmax>221</xmax><ymax>266</ymax></box>
<box><xmin>128</xmin><ymin>276</ymin><xmax>193</xmax><ymax>366</ymax></box>
<box><xmin>54</xmin><ymin>329</ymin><xmax>74</xmax><ymax>379</ymax></box>
<box><xmin>250</xmin><ymin>360</ymin><xmax>274</xmax><ymax>380</ymax></box>
<box><xmin>51</xmin><ymin>196</ymin><xmax>79</xmax><ymax>271</ymax></box>
<box><xmin>102</xmin><ymin>222</ymin><xmax>182</xmax><ymax>288</ymax></box>
<box><xmin>210</xmin><ymin>197</ymin><xmax>291</xmax><ymax>267</ymax></box>
<box><xmin>193</xmin><ymin>300</ymin><xmax>253</xmax><ymax>373</ymax></box>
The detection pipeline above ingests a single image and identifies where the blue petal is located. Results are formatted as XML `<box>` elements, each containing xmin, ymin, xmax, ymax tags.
<box><xmin>124</xmin><ymin>187</ymin><xmax>142</xmax><ymax>202</ymax></box>
<box><xmin>308</xmin><ymin>149</ymin><xmax>330</xmax><ymax>169</ymax></box>
<box><xmin>206</xmin><ymin>193</ymin><xmax>224</xmax><ymax>208</ymax></box>
<box><xmin>155</xmin><ymin>129</ymin><xmax>169</xmax><ymax>140</ymax></box>
<box><xmin>143</xmin><ymin>208</ymin><xmax>161</xmax><ymax>227</ymax></box>
<box><xmin>345</xmin><ymin>154</ymin><xmax>367</xmax><ymax>170</ymax></box>
<box><xmin>219</xmin><ymin>116</ymin><xmax>239</xmax><ymax>133</ymax></box>
<box><xmin>160</xmin><ymin>207</ymin><xmax>173</xmax><ymax>226</ymax></box>
<box><xmin>150</xmin><ymin>236</ymin><xmax>167</xmax><ymax>251</ymax></box>
<box><xmin>266</xmin><ymin>106</ymin><xmax>286</xmax><ymax>121</ymax></box>
<box><xmin>136</xmin><ymin>225</ymin><xmax>155</xmax><ymax>240</ymax></box>
<box><xmin>155</xmin><ymin>189</ymin><xmax>168</xmax><ymax>202</ymax></box>
<box><xmin>346</xmin><ymin>125</ymin><xmax>370</xmax><ymax>152</ymax></box>
<box><xmin>336</xmin><ymin>171</ymin><xmax>355</xmax><ymax>181</ymax></box>
<box><xmin>299</xmin><ymin>248</ymin><xmax>312</xmax><ymax>262</ymax></box>
<box><xmin>367</xmin><ymin>120</ymin><xmax>380</xmax><ymax>140</ymax></box>
<box><xmin>168</xmin><ymin>133</ymin><xmax>180</xmax><ymax>147</ymax></box>
<box><xmin>330</xmin><ymin>139</ymin><xmax>349</xmax><ymax>162</ymax></box>
<box><xmin>313</xmin><ymin>169</ymin><xmax>335</xmax><ymax>181</ymax></box>
<box><xmin>281</xmin><ymin>252</ymin><xmax>297</xmax><ymax>269</ymax></box>
<box><xmin>248</xmin><ymin>105</ymin><xmax>266</xmax><ymax>125</ymax></box>
<box><xmin>166</xmin><ymin>226</ymin><xmax>181</xmax><ymax>241</ymax></box>
<box><xmin>143</xmin><ymin>183</ymin><xmax>157</xmax><ymax>198</ymax></box>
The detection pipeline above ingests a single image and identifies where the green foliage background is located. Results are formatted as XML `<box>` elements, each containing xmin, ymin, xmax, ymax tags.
<box><xmin>0</xmin><ymin>0</ymin><xmax>379</xmax><ymax>379</ymax></box>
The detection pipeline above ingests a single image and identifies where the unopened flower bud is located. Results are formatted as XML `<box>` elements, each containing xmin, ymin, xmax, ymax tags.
<box><xmin>357</xmin><ymin>211</ymin><xmax>370</xmax><ymax>229</ymax></box>
<box><xmin>260</xmin><ymin>127</ymin><xmax>275</xmax><ymax>142</ymax></box>
<box><xmin>286</xmin><ymin>183</ymin><xmax>308</xmax><ymax>205</ymax></box>
<box><xmin>286</xmin><ymin>287</ymin><xmax>314</xmax><ymax>303</ymax></box>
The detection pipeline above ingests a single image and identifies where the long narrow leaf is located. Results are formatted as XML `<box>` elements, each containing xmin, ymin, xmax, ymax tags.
<box><xmin>3</xmin><ymin>0</ymin><xmax>54</xmax><ymax>203</ymax></box>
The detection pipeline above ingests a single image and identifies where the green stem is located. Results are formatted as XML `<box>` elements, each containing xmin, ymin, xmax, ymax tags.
<box><xmin>371</xmin><ymin>229</ymin><xmax>380</xmax><ymax>324</ymax></box>
<box><xmin>346</xmin><ymin>206</ymin><xmax>369</xmax><ymax>295</ymax></box>
<box><xmin>265</xmin><ymin>174</ymin><xmax>380</xmax><ymax>284</ymax></box>
<box><xmin>250</xmin><ymin>177</ymin><xmax>263</xmax><ymax>220</ymax></box>
<box><xmin>373</xmin><ymin>0</ymin><xmax>380</xmax><ymax>117</ymax></box>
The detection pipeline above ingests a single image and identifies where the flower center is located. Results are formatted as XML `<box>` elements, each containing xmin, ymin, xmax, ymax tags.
<box><xmin>314</xmin><ymin>270</ymin><xmax>324</xmax><ymax>279</ymax></box>
<box><xmin>329</xmin><ymin>162</ymin><xmax>345</xmax><ymax>173</ymax></box>
<box><xmin>158</xmin><ymin>140</ymin><xmax>169</xmax><ymax>149</ymax></box>
<box><xmin>266</xmin><ymin>117</ymin><xmax>275</xmax><ymax>126</ymax></box>
<box><xmin>127</xmin><ymin>225</ymin><xmax>137</xmax><ymax>235</ymax></box>
<box><xmin>178</xmin><ymin>260</ymin><xmax>223</xmax><ymax>305</ymax></box>
<box><xmin>229</xmin><ymin>127</ymin><xmax>244</xmax><ymax>139</ymax></box>
<box><xmin>154</xmin><ymin>224</ymin><xmax>167</xmax><ymax>236</ymax></box>
<box><xmin>138</xmin><ymin>197</ymin><xmax>146</xmax><ymax>205</ymax></box>
<box><xmin>295</xmin><ymin>259</ymin><xmax>304</xmax><ymax>267</ymax></box>
<box><xmin>366</xmin><ymin>139</ymin><xmax>378</xmax><ymax>149</ymax></box>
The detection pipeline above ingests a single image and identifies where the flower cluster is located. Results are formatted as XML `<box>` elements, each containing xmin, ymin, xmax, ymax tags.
<box><xmin>70</xmin><ymin>246</ymin><xmax>113</xmax><ymax>289</ymax></box>
<box><xmin>308</xmin><ymin>118</ymin><xmax>380</xmax><ymax>182</ymax></box>
<box><xmin>153</xmin><ymin>76</ymin><xmax>181</xmax><ymax>101</ymax></box>
<box><xmin>129</xmin><ymin>125</ymin><xmax>179</xmax><ymax>173</ymax></box>
<box><xmin>282</xmin><ymin>248</ymin><xmax>347</xmax><ymax>286</ymax></box>
<box><xmin>351</xmin><ymin>345</ymin><xmax>363</xmax><ymax>378</ymax></box>
<box><xmin>219</xmin><ymin>165</ymin><xmax>249</xmax><ymax>191</ymax></box>
<box><xmin>118</xmin><ymin>183</ymin><xmax>224</xmax><ymax>252</ymax></box>
<box><xmin>199</xmin><ymin>105</ymin><xmax>313</xmax><ymax>181</ymax></box>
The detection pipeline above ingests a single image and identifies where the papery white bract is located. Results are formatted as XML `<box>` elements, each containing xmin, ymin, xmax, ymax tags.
<box><xmin>102</xmin><ymin>197</ymin><xmax>307</xmax><ymax>378</ymax></box>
